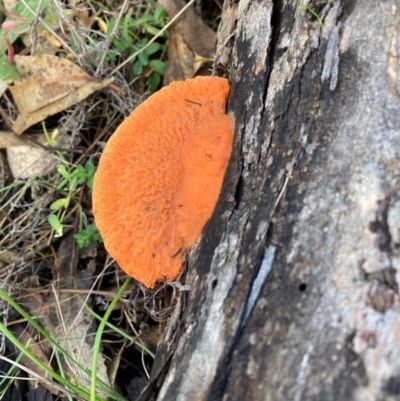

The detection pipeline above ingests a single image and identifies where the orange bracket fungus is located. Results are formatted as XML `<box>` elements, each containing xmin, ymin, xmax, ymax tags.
<box><xmin>92</xmin><ymin>76</ymin><xmax>233</xmax><ymax>288</ymax></box>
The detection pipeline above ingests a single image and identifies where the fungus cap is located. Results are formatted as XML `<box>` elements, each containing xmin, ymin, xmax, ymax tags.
<box><xmin>93</xmin><ymin>76</ymin><xmax>233</xmax><ymax>288</ymax></box>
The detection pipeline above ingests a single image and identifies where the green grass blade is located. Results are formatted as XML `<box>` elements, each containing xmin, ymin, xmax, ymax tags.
<box><xmin>90</xmin><ymin>277</ymin><xmax>131</xmax><ymax>401</ymax></box>
<box><xmin>0</xmin><ymin>289</ymin><xmax>128</xmax><ymax>401</ymax></box>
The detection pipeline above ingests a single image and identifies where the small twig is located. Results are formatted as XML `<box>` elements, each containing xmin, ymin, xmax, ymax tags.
<box><xmin>141</xmin><ymin>349</ymin><xmax>150</xmax><ymax>379</ymax></box>
<box><xmin>95</xmin><ymin>0</ymin><xmax>130</xmax><ymax>77</ymax></box>
<box><xmin>29</xmin><ymin>0</ymin><xmax>43</xmax><ymax>54</ymax></box>
<box><xmin>107</xmin><ymin>82</ymin><xmax>127</xmax><ymax>96</ymax></box>
<box><xmin>272</xmin><ymin>174</ymin><xmax>291</xmax><ymax>215</ymax></box>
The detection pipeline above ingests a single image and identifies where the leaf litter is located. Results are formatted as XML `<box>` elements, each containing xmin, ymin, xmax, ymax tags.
<box><xmin>9</xmin><ymin>55</ymin><xmax>113</xmax><ymax>135</ymax></box>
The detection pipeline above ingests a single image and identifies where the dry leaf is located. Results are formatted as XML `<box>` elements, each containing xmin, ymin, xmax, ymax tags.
<box><xmin>48</xmin><ymin>236</ymin><xmax>110</xmax><ymax>394</ymax></box>
<box><xmin>193</xmin><ymin>53</ymin><xmax>214</xmax><ymax>76</ymax></box>
<box><xmin>7</xmin><ymin>145</ymin><xmax>55</xmax><ymax>179</ymax></box>
<box><xmin>0</xmin><ymin>249</ymin><xmax>19</xmax><ymax>264</ymax></box>
<box><xmin>9</xmin><ymin>55</ymin><xmax>113</xmax><ymax>134</ymax></box>
<box><xmin>18</xmin><ymin>236</ymin><xmax>110</xmax><ymax>397</ymax></box>
<box><xmin>163</xmin><ymin>25</ymin><xmax>194</xmax><ymax>83</ymax></box>
<box><xmin>0</xmin><ymin>80</ymin><xmax>10</xmax><ymax>98</ymax></box>
<box><xmin>11</xmin><ymin>325</ymin><xmax>59</xmax><ymax>395</ymax></box>
<box><xmin>0</xmin><ymin>131</ymin><xmax>48</xmax><ymax>148</ymax></box>
<box><xmin>158</xmin><ymin>0</ymin><xmax>215</xmax><ymax>56</ymax></box>
<box><xmin>3</xmin><ymin>131</ymin><xmax>79</xmax><ymax>179</ymax></box>
<box><xmin>159</xmin><ymin>0</ymin><xmax>216</xmax><ymax>83</ymax></box>
<box><xmin>35</xmin><ymin>30</ymin><xmax>63</xmax><ymax>56</ymax></box>
<box><xmin>76</xmin><ymin>9</ymin><xmax>92</xmax><ymax>27</ymax></box>
<box><xmin>107</xmin><ymin>340</ymin><xmax>126</xmax><ymax>386</ymax></box>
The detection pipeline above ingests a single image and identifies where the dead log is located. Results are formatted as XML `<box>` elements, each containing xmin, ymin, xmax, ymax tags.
<box><xmin>140</xmin><ymin>1</ymin><xmax>400</xmax><ymax>400</ymax></box>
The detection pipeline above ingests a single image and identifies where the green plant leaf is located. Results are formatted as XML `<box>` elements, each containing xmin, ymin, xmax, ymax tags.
<box><xmin>91</xmin><ymin>278</ymin><xmax>131</xmax><ymax>401</ymax></box>
<box><xmin>136</xmin><ymin>37</ymin><xmax>148</xmax><ymax>47</ymax></box>
<box><xmin>132</xmin><ymin>60</ymin><xmax>143</xmax><ymax>76</ymax></box>
<box><xmin>138</xmin><ymin>51</ymin><xmax>149</xmax><ymax>66</ymax></box>
<box><xmin>0</xmin><ymin>321</ymin><xmax>102</xmax><ymax>401</ymax></box>
<box><xmin>0</xmin><ymin>55</ymin><xmax>20</xmax><ymax>80</ymax></box>
<box><xmin>47</xmin><ymin>214</ymin><xmax>63</xmax><ymax>237</ymax></box>
<box><xmin>106</xmin><ymin>19</ymin><xmax>117</xmax><ymax>36</ymax></box>
<box><xmin>85</xmin><ymin>161</ymin><xmax>95</xmax><ymax>191</ymax></box>
<box><xmin>154</xmin><ymin>5</ymin><xmax>167</xmax><ymax>23</ymax></box>
<box><xmin>0</xmin><ymin>0</ymin><xmax>51</xmax><ymax>53</ymax></box>
<box><xmin>123</xmin><ymin>10</ymin><xmax>133</xmax><ymax>26</ymax></box>
<box><xmin>85</xmin><ymin>160</ymin><xmax>95</xmax><ymax>176</ymax></box>
<box><xmin>133</xmin><ymin>14</ymin><xmax>155</xmax><ymax>26</ymax></box>
<box><xmin>0</xmin><ymin>348</ymin><xmax>24</xmax><ymax>396</ymax></box>
<box><xmin>121</xmin><ymin>29</ymin><xmax>132</xmax><ymax>46</ymax></box>
<box><xmin>300</xmin><ymin>4</ymin><xmax>324</xmax><ymax>27</ymax></box>
<box><xmin>56</xmin><ymin>178</ymin><xmax>68</xmax><ymax>190</ymax></box>
<box><xmin>147</xmin><ymin>72</ymin><xmax>161</xmax><ymax>93</ymax></box>
<box><xmin>144</xmin><ymin>42</ymin><xmax>161</xmax><ymax>56</ymax></box>
<box><xmin>0</xmin><ymin>289</ymin><xmax>131</xmax><ymax>401</ymax></box>
<box><xmin>112</xmin><ymin>38</ymin><xmax>129</xmax><ymax>53</ymax></box>
<box><xmin>50</xmin><ymin>198</ymin><xmax>69</xmax><ymax>211</ymax></box>
<box><xmin>74</xmin><ymin>223</ymin><xmax>102</xmax><ymax>248</ymax></box>
<box><xmin>57</xmin><ymin>164</ymin><xmax>70</xmax><ymax>179</ymax></box>
<box><xmin>149</xmin><ymin>59</ymin><xmax>167</xmax><ymax>75</ymax></box>
<box><xmin>144</xmin><ymin>25</ymin><xmax>161</xmax><ymax>36</ymax></box>
<box><xmin>68</xmin><ymin>175</ymin><xmax>78</xmax><ymax>192</ymax></box>
<box><xmin>74</xmin><ymin>164</ymin><xmax>86</xmax><ymax>182</ymax></box>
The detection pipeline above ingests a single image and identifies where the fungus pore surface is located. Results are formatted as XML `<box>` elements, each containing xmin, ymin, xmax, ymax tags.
<box><xmin>93</xmin><ymin>76</ymin><xmax>233</xmax><ymax>288</ymax></box>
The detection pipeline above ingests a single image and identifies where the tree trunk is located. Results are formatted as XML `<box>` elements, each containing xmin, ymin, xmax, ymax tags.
<box><xmin>140</xmin><ymin>0</ymin><xmax>400</xmax><ymax>400</ymax></box>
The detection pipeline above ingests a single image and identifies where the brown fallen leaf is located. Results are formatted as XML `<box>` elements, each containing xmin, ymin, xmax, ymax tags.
<box><xmin>158</xmin><ymin>0</ymin><xmax>216</xmax><ymax>84</ymax></box>
<box><xmin>34</xmin><ymin>30</ymin><xmax>63</xmax><ymax>56</ymax></box>
<box><xmin>161</xmin><ymin>29</ymin><xmax>215</xmax><ymax>83</ymax></box>
<box><xmin>163</xmin><ymin>25</ymin><xmax>195</xmax><ymax>83</ymax></box>
<box><xmin>107</xmin><ymin>340</ymin><xmax>126</xmax><ymax>387</ymax></box>
<box><xmin>0</xmin><ymin>79</ymin><xmax>11</xmax><ymax>98</ymax></box>
<box><xmin>193</xmin><ymin>53</ymin><xmax>214</xmax><ymax>76</ymax></box>
<box><xmin>2</xmin><ymin>130</ymin><xmax>81</xmax><ymax>179</ymax></box>
<box><xmin>17</xmin><ymin>236</ymin><xmax>110</xmax><ymax>396</ymax></box>
<box><xmin>11</xmin><ymin>325</ymin><xmax>59</xmax><ymax>395</ymax></box>
<box><xmin>0</xmin><ymin>131</ymin><xmax>48</xmax><ymax>148</ymax></box>
<box><xmin>158</xmin><ymin>0</ymin><xmax>216</xmax><ymax>56</ymax></box>
<box><xmin>1</xmin><ymin>131</ymin><xmax>55</xmax><ymax>178</ymax></box>
<box><xmin>0</xmin><ymin>249</ymin><xmax>19</xmax><ymax>264</ymax></box>
<box><xmin>48</xmin><ymin>235</ymin><xmax>110</xmax><ymax>394</ymax></box>
<box><xmin>9</xmin><ymin>55</ymin><xmax>113</xmax><ymax>135</ymax></box>
<box><xmin>6</xmin><ymin>145</ymin><xmax>55</xmax><ymax>179</ymax></box>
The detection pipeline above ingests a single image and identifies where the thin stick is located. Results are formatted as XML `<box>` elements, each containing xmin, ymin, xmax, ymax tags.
<box><xmin>272</xmin><ymin>174</ymin><xmax>290</xmax><ymax>214</ymax></box>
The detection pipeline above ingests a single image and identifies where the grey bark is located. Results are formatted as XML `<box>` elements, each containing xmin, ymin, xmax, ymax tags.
<box><xmin>139</xmin><ymin>0</ymin><xmax>400</xmax><ymax>400</ymax></box>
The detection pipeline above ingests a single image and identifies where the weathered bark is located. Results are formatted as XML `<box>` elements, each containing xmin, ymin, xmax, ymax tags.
<box><xmin>140</xmin><ymin>0</ymin><xmax>400</xmax><ymax>400</ymax></box>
